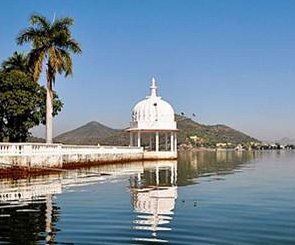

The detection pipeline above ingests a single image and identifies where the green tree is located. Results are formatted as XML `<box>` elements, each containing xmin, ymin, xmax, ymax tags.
<box><xmin>0</xmin><ymin>70</ymin><xmax>63</xmax><ymax>142</ymax></box>
<box><xmin>1</xmin><ymin>51</ymin><xmax>31</xmax><ymax>75</ymax></box>
<box><xmin>17</xmin><ymin>14</ymin><xmax>82</xmax><ymax>143</ymax></box>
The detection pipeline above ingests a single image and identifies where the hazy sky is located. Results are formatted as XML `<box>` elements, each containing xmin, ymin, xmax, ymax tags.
<box><xmin>0</xmin><ymin>0</ymin><xmax>294</xmax><ymax>141</ymax></box>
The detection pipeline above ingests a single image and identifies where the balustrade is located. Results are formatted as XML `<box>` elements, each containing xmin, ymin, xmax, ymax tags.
<box><xmin>0</xmin><ymin>143</ymin><xmax>142</xmax><ymax>156</ymax></box>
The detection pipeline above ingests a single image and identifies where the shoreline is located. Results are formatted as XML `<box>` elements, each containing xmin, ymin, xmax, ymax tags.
<box><xmin>1</xmin><ymin>146</ymin><xmax>293</xmax><ymax>179</ymax></box>
<box><xmin>0</xmin><ymin>143</ymin><xmax>177</xmax><ymax>178</ymax></box>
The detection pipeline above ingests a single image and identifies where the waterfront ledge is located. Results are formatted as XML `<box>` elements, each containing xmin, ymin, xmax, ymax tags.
<box><xmin>0</xmin><ymin>143</ymin><xmax>177</xmax><ymax>169</ymax></box>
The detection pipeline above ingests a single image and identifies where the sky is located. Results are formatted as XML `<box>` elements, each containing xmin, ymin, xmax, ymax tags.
<box><xmin>0</xmin><ymin>0</ymin><xmax>294</xmax><ymax>141</ymax></box>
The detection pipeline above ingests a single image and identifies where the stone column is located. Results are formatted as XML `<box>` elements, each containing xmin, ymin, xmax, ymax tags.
<box><xmin>165</xmin><ymin>133</ymin><xmax>168</xmax><ymax>151</ymax></box>
<box><xmin>174</xmin><ymin>132</ymin><xmax>177</xmax><ymax>152</ymax></box>
<box><xmin>171</xmin><ymin>165</ymin><xmax>174</xmax><ymax>185</ymax></box>
<box><xmin>130</xmin><ymin>132</ymin><xmax>133</xmax><ymax>146</ymax></box>
<box><xmin>149</xmin><ymin>134</ymin><xmax>152</xmax><ymax>150</ymax></box>
<box><xmin>156</xmin><ymin>166</ymin><xmax>159</xmax><ymax>185</ymax></box>
<box><xmin>137</xmin><ymin>132</ymin><xmax>141</xmax><ymax>147</ymax></box>
<box><xmin>170</xmin><ymin>132</ymin><xmax>174</xmax><ymax>152</ymax></box>
<box><xmin>156</xmin><ymin>131</ymin><xmax>159</xmax><ymax>152</ymax></box>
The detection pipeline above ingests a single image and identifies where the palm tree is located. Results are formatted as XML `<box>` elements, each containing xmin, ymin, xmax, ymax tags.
<box><xmin>1</xmin><ymin>51</ymin><xmax>30</xmax><ymax>75</ymax></box>
<box><xmin>17</xmin><ymin>14</ymin><xmax>82</xmax><ymax>143</ymax></box>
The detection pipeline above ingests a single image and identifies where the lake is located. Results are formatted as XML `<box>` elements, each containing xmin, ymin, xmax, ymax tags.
<box><xmin>0</xmin><ymin>150</ymin><xmax>294</xmax><ymax>244</ymax></box>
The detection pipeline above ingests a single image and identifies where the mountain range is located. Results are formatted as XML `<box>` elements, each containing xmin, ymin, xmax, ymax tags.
<box><xmin>274</xmin><ymin>137</ymin><xmax>295</xmax><ymax>145</ymax></box>
<box><xmin>52</xmin><ymin>115</ymin><xmax>260</xmax><ymax>146</ymax></box>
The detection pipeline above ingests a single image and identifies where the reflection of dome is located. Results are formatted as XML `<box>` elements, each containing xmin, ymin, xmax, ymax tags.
<box><xmin>134</xmin><ymin>187</ymin><xmax>177</xmax><ymax>217</ymax></box>
<box><xmin>132</xmin><ymin>186</ymin><xmax>177</xmax><ymax>234</ymax></box>
<box><xmin>130</xmin><ymin>78</ymin><xmax>177</xmax><ymax>131</ymax></box>
<box><xmin>131</xmin><ymin>163</ymin><xmax>178</xmax><ymax>243</ymax></box>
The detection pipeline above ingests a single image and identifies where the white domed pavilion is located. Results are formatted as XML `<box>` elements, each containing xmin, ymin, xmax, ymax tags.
<box><xmin>128</xmin><ymin>78</ymin><xmax>178</xmax><ymax>159</ymax></box>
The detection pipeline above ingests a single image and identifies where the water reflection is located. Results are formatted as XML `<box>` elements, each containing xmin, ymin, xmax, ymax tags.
<box><xmin>130</xmin><ymin>161</ymin><xmax>177</xmax><ymax>243</ymax></box>
<box><xmin>177</xmin><ymin>150</ymin><xmax>258</xmax><ymax>186</ymax></box>
<box><xmin>0</xmin><ymin>176</ymin><xmax>61</xmax><ymax>244</ymax></box>
<box><xmin>0</xmin><ymin>151</ymin><xmax>258</xmax><ymax>244</ymax></box>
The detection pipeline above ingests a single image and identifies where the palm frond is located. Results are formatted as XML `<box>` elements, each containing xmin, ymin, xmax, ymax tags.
<box><xmin>30</xmin><ymin>14</ymin><xmax>50</xmax><ymax>31</ymax></box>
<box><xmin>17</xmin><ymin>13</ymin><xmax>82</xmax><ymax>84</ymax></box>
<box><xmin>1</xmin><ymin>51</ymin><xmax>29</xmax><ymax>74</ymax></box>
<box><xmin>66</xmin><ymin>39</ymin><xmax>82</xmax><ymax>54</ymax></box>
<box><xmin>27</xmin><ymin>48</ymin><xmax>46</xmax><ymax>82</ymax></box>
<box><xmin>59</xmin><ymin>48</ymin><xmax>73</xmax><ymax>76</ymax></box>
<box><xmin>52</xmin><ymin>17</ymin><xmax>74</xmax><ymax>32</ymax></box>
<box><xmin>17</xmin><ymin>27</ymin><xmax>41</xmax><ymax>45</ymax></box>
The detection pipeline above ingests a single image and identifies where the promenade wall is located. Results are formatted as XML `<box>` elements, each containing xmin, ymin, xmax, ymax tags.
<box><xmin>0</xmin><ymin>143</ymin><xmax>177</xmax><ymax>169</ymax></box>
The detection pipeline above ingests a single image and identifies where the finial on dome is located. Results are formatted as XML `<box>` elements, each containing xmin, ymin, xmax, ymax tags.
<box><xmin>150</xmin><ymin>77</ymin><xmax>158</xmax><ymax>97</ymax></box>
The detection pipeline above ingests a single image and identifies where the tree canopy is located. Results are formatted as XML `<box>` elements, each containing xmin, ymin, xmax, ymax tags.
<box><xmin>17</xmin><ymin>14</ymin><xmax>82</xmax><ymax>84</ymax></box>
<box><xmin>17</xmin><ymin>14</ymin><xmax>82</xmax><ymax>143</ymax></box>
<box><xmin>0</xmin><ymin>70</ymin><xmax>63</xmax><ymax>142</ymax></box>
<box><xmin>1</xmin><ymin>51</ymin><xmax>31</xmax><ymax>76</ymax></box>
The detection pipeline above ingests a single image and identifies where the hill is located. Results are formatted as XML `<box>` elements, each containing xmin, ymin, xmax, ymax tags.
<box><xmin>51</xmin><ymin>115</ymin><xmax>260</xmax><ymax>147</ymax></box>
<box><xmin>27</xmin><ymin>136</ymin><xmax>45</xmax><ymax>143</ymax></box>
<box><xmin>275</xmin><ymin>137</ymin><xmax>295</xmax><ymax>145</ymax></box>
<box><xmin>54</xmin><ymin>121</ymin><xmax>121</xmax><ymax>145</ymax></box>
<box><xmin>175</xmin><ymin>115</ymin><xmax>259</xmax><ymax>147</ymax></box>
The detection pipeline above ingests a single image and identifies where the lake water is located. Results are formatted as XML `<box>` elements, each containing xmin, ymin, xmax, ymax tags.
<box><xmin>0</xmin><ymin>150</ymin><xmax>294</xmax><ymax>244</ymax></box>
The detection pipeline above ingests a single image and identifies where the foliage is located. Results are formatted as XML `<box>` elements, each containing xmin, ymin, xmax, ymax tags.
<box><xmin>17</xmin><ymin>14</ymin><xmax>82</xmax><ymax>85</ymax></box>
<box><xmin>17</xmin><ymin>13</ymin><xmax>82</xmax><ymax>143</ymax></box>
<box><xmin>1</xmin><ymin>51</ymin><xmax>32</xmax><ymax>76</ymax></box>
<box><xmin>0</xmin><ymin>70</ymin><xmax>63</xmax><ymax>142</ymax></box>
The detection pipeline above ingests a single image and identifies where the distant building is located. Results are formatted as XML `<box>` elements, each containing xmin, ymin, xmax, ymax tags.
<box><xmin>235</xmin><ymin>144</ymin><xmax>244</xmax><ymax>151</ymax></box>
<box><xmin>216</xmin><ymin>142</ymin><xmax>233</xmax><ymax>149</ymax></box>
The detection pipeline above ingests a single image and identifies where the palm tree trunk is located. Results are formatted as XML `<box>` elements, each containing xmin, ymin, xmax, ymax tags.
<box><xmin>46</xmin><ymin>80</ymin><xmax>53</xmax><ymax>144</ymax></box>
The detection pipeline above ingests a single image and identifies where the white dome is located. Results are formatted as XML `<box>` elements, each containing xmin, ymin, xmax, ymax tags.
<box><xmin>129</xmin><ymin>78</ymin><xmax>177</xmax><ymax>131</ymax></box>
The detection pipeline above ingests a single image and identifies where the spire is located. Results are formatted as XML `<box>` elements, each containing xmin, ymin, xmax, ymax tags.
<box><xmin>150</xmin><ymin>77</ymin><xmax>158</xmax><ymax>97</ymax></box>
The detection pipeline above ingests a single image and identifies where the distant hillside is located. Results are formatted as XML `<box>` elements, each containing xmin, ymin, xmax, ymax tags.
<box><xmin>50</xmin><ymin>115</ymin><xmax>260</xmax><ymax>146</ymax></box>
<box><xmin>275</xmin><ymin>137</ymin><xmax>295</xmax><ymax>145</ymax></box>
<box><xmin>54</xmin><ymin>121</ymin><xmax>121</xmax><ymax>145</ymax></box>
<box><xmin>175</xmin><ymin>115</ymin><xmax>259</xmax><ymax>146</ymax></box>
<box><xmin>27</xmin><ymin>136</ymin><xmax>45</xmax><ymax>143</ymax></box>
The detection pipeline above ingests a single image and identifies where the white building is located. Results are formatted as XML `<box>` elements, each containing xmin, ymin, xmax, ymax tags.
<box><xmin>127</xmin><ymin>78</ymin><xmax>178</xmax><ymax>159</ymax></box>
